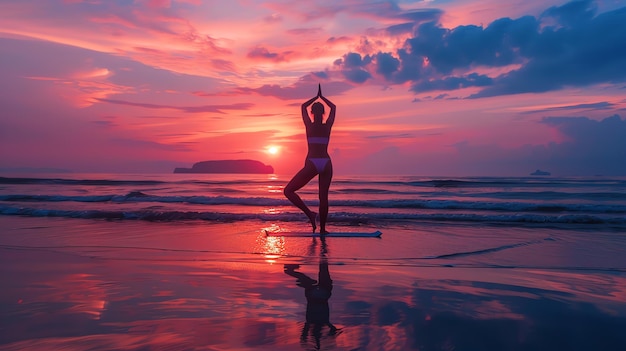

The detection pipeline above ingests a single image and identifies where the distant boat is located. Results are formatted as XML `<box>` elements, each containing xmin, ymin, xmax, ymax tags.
<box><xmin>530</xmin><ymin>169</ymin><xmax>551</xmax><ymax>176</ymax></box>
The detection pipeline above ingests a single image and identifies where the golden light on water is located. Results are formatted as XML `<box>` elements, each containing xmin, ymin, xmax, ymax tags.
<box><xmin>263</xmin><ymin>236</ymin><xmax>285</xmax><ymax>264</ymax></box>
<box><xmin>259</xmin><ymin>225</ymin><xmax>286</xmax><ymax>264</ymax></box>
<box><xmin>263</xmin><ymin>208</ymin><xmax>280</xmax><ymax>214</ymax></box>
<box><xmin>266</xmin><ymin>185</ymin><xmax>282</xmax><ymax>194</ymax></box>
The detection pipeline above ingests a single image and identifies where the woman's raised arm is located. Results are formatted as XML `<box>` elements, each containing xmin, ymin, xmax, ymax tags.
<box><xmin>301</xmin><ymin>95</ymin><xmax>317</xmax><ymax>124</ymax></box>
<box><xmin>318</xmin><ymin>86</ymin><xmax>336</xmax><ymax>127</ymax></box>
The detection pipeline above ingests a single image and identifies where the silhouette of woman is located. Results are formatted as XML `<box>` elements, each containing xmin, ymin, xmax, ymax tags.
<box><xmin>284</xmin><ymin>84</ymin><xmax>336</xmax><ymax>234</ymax></box>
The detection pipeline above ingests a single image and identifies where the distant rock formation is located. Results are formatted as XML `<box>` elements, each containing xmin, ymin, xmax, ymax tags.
<box><xmin>174</xmin><ymin>160</ymin><xmax>274</xmax><ymax>174</ymax></box>
<box><xmin>530</xmin><ymin>169</ymin><xmax>551</xmax><ymax>176</ymax></box>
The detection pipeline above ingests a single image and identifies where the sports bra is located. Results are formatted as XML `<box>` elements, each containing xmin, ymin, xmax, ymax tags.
<box><xmin>307</xmin><ymin>136</ymin><xmax>329</xmax><ymax>144</ymax></box>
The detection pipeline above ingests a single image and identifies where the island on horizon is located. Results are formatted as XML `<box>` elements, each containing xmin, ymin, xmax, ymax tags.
<box><xmin>173</xmin><ymin>160</ymin><xmax>274</xmax><ymax>174</ymax></box>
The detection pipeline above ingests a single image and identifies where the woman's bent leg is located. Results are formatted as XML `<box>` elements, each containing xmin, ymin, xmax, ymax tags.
<box><xmin>284</xmin><ymin>162</ymin><xmax>318</xmax><ymax>232</ymax></box>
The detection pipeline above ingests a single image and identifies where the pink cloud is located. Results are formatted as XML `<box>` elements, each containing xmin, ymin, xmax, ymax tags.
<box><xmin>144</xmin><ymin>0</ymin><xmax>172</xmax><ymax>9</ymax></box>
<box><xmin>264</xmin><ymin>13</ymin><xmax>282</xmax><ymax>23</ymax></box>
<box><xmin>327</xmin><ymin>36</ymin><xmax>353</xmax><ymax>45</ymax></box>
<box><xmin>94</xmin><ymin>98</ymin><xmax>253</xmax><ymax>113</ymax></box>
<box><xmin>287</xmin><ymin>27</ymin><xmax>323</xmax><ymax>36</ymax></box>
<box><xmin>194</xmin><ymin>75</ymin><xmax>353</xmax><ymax>100</ymax></box>
<box><xmin>25</xmin><ymin>68</ymin><xmax>133</xmax><ymax>108</ymax></box>
<box><xmin>89</xmin><ymin>14</ymin><xmax>140</xmax><ymax>31</ymax></box>
<box><xmin>210</xmin><ymin>59</ymin><xmax>236</xmax><ymax>72</ymax></box>
<box><xmin>247</xmin><ymin>46</ymin><xmax>296</xmax><ymax>63</ymax></box>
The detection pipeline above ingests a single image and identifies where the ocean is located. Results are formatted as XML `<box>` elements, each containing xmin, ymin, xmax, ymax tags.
<box><xmin>1</xmin><ymin>173</ymin><xmax>625</xmax><ymax>350</ymax></box>
<box><xmin>2</xmin><ymin>173</ymin><xmax>626</xmax><ymax>228</ymax></box>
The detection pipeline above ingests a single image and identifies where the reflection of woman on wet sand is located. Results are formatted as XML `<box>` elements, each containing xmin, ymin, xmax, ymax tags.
<box><xmin>284</xmin><ymin>84</ymin><xmax>336</xmax><ymax>234</ymax></box>
<box><xmin>284</xmin><ymin>256</ymin><xmax>338</xmax><ymax>348</ymax></box>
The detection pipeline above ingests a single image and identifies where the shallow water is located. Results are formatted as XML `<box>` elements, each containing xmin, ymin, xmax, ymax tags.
<box><xmin>1</xmin><ymin>216</ymin><xmax>625</xmax><ymax>350</ymax></box>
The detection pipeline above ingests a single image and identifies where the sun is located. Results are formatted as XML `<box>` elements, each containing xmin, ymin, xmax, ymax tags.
<box><xmin>267</xmin><ymin>146</ymin><xmax>280</xmax><ymax>155</ymax></box>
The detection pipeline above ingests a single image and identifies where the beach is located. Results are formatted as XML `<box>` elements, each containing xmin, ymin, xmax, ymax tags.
<box><xmin>1</xmin><ymin>174</ymin><xmax>626</xmax><ymax>350</ymax></box>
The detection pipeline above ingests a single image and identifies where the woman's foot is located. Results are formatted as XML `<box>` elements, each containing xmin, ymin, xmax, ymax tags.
<box><xmin>308</xmin><ymin>211</ymin><xmax>317</xmax><ymax>232</ymax></box>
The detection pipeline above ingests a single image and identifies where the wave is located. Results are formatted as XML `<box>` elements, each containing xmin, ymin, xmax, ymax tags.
<box><xmin>460</xmin><ymin>191</ymin><xmax>626</xmax><ymax>201</ymax></box>
<box><xmin>5</xmin><ymin>175</ymin><xmax>626</xmax><ymax>187</ymax></box>
<box><xmin>427</xmin><ymin>238</ymin><xmax>554</xmax><ymax>259</ymax></box>
<box><xmin>0</xmin><ymin>176</ymin><xmax>167</xmax><ymax>186</ymax></box>
<box><xmin>0</xmin><ymin>193</ymin><xmax>287</xmax><ymax>206</ymax></box>
<box><xmin>3</xmin><ymin>193</ymin><xmax>626</xmax><ymax>214</ymax></box>
<box><xmin>335</xmin><ymin>177</ymin><xmax>626</xmax><ymax>188</ymax></box>
<box><xmin>2</xmin><ymin>205</ymin><xmax>625</xmax><ymax>226</ymax></box>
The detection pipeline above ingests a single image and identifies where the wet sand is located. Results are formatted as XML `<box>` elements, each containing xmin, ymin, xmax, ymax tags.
<box><xmin>1</xmin><ymin>216</ymin><xmax>626</xmax><ymax>350</ymax></box>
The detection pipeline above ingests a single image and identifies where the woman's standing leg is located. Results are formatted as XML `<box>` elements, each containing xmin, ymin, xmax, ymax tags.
<box><xmin>318</xmin><ymin>160</ymin><xmax>333</xmax><ymax>234</ymax></box>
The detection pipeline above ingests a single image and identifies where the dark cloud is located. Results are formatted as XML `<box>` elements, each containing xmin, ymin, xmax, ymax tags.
<box><xmin>472</xmin><ymin>2</ymin><xmax>626</xmax><ymax>97</ymax></box>
<box><xmin>340</xmin><ymin>52</ymin><xmax>372</xmax><ymax>68</ymax></box>
<box><xmin>332</xmin><ymin>1</ymin><xmax>626</xmax><ymax>98</ymax></box>
<box><xmin>342</xmin><ymin>69</ymin><xmax>372</xmax><ymax>83</ymax></box>
<box><xmin>334</xmin><ymin>52</ymin><xmax>373</xmax><ymax>83</ymax></box>
<box><xmin>522</xmin><ymin>101</ymin><xmax>616</xmax><ymax>114</ymax></box>
<box><xmin>392</xmin><ymin>48</ymin><xmax>424</xmax><ymax>83</ymax></box>
<box><xmin>338</xmin><ymin>2</ymin><xmax>441</xmax><ymax>24</ymax></box>
<box><xmin>374</xmin><ymin>52</ymin><xmax>400</xmax><ymax>79</ymax></box>
<box><xmin>385</xmin><ymin>8</ymin><xmax>443</xmax><ymax>35</ymax></box>
<box><xmin>402</xmin><ymin>14</ymin><xmax>539</xmax><ymax>75</ymax></box>
<box><xmin>541</xmin><ymin>0</ymin><xmax>597</xmax><ymax>27</ymax></box>
<box><xmin>398</xmin><ymin>9</ymin><xmax>443</xmax><ymax>23</ymax></box>
<box><xmin>386</xmin><ymin>22</ymin><xmax>415</xmax><ymax>36</ymax></box>
<box><xmin>411</xmin><ymin>73</ymin><xmax>493</xmax><ymax>92</ymax></box>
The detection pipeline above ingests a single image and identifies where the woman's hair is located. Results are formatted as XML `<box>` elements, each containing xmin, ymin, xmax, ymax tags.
<box><xmin>311</xmin><ymin>102</ymin><xmax>325</xmax><ymax>116</ymax></box>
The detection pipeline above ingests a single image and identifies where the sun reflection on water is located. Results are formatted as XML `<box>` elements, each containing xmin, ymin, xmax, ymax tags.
<box><xmin>266</xmin><ymin>185</ymin><xmax>283</xmax><ymax>194</ymax></box>
<box><xmin>263</xmin><ymin>207</ymin><xmax>281</xmax><ymax>214</ymax></box>
<box><xmin>258</xmin><ymin>225</ymin><xmax>286</xmax><ymax>264</ymax></box>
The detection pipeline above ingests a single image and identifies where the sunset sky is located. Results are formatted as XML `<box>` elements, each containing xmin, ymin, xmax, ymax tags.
<box><xmin>1</xmin><ymin>0</ymin><xmax>625</xmax><ymax>176</ymax></box>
